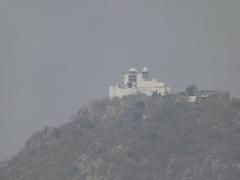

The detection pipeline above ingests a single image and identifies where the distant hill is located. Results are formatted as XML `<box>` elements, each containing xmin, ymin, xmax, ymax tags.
<box><xmin>1</xmin><ymin>94</ymin><xmax>240</xmax><ymax>180</ymax></box>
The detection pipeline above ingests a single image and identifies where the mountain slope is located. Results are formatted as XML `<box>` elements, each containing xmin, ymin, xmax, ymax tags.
<box><xmin>1</xmin><ymin>94</ymin><xmax>240</xmax><ymax>180</ymax></box>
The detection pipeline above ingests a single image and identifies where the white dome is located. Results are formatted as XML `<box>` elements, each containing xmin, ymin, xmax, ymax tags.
<box><xmin>142</xmin><ymin>67</ymin><xmax>149</xmax><ymax>73</ymax></box>
<box><xmin>129</xmin><ymin>67</ymin><xmax>137</xmax><ymax>72</ymax></box>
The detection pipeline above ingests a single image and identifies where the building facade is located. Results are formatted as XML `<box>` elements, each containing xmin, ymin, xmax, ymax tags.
<box><xmin>109</xmin><ymin>67</ymin><xmax>171</xmax><ymax>98</ymax></box>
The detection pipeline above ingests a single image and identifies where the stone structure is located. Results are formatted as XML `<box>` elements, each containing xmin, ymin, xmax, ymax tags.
<box><xmin>109</xmin><ymin>67</ymin><xmax>170</xmax><ymax>98</ymax></box>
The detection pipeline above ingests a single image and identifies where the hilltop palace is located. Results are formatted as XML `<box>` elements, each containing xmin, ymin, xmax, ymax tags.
<box><xmin>109</xmin><ymin>67</ymin><xmax>171</xmax><ymax>98</ymax></box>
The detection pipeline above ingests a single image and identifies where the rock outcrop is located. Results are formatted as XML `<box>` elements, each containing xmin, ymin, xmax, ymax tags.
<box><xmin>1</xmin><ymin>94</ymin><xmax>240</xmax><ymax>180</ymax></box>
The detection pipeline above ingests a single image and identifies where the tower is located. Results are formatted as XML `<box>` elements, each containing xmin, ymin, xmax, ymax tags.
<box><xmin>128</xmin><ymin>67</ymin><xmax>137</xmax><ymax>88</ymax></box>
<box><xmin>142</xmin><ymin>67</ymin><xmax>149</xmax><ymax>80</ymax></box>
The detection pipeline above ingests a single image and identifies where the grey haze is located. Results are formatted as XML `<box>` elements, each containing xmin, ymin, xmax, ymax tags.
<box><xmin>0</xmin><ymin>0</ymin><xmax>239</xmax><ymax>161</ymax></box>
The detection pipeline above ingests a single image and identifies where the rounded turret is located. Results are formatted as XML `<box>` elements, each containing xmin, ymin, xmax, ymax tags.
<box><xmin>129</xmin><ymin>67</ymin><xmax>137</xmax><ymax>73</ymax></box>
<box><xmin>142</xmin><ymin>67</ymin><xmax>149</xmax><ymax>80</ymax></box>
<box><xmin>142</xmin><ymin>67</ymin><xmax>149</xmax><ymax>73</ymax></box>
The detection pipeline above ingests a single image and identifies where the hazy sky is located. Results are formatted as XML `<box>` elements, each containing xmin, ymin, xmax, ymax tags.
<box><xmin>0</xmin><ymin>0</ymin><xmax>239</xmax><ymax>161</ymax></box>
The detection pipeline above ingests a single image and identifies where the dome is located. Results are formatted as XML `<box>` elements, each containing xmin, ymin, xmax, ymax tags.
<box><xmin>129</xmin><ymin>67</ymin><xmax>137</xmax><ymax>72</ymax></box>
<box><xmin>142</xmin><ymin>67</ymin><xmax>149</xmax><ymax>73</ymax></box>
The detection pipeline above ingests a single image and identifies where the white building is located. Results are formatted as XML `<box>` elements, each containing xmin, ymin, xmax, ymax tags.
<box><xmin>109</xmin><ymin>67</ymin><xmax>171</xmax><ymax>98</ymax></box>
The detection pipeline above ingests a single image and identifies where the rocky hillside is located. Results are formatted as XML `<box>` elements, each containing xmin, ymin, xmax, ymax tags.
<box><xmin>1</xmin><ymin>94</ymin><xmax>240</xmax><ymax>180</ymax></box>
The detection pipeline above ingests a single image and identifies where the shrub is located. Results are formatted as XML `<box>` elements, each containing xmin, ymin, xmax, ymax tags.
<box><xmin>143</xmin><ymin>131</ymin><xmax>160</xmax><ymax>142</ymax></box>
<box><xmin>135</xmin><ymin>100</ymin><xmax>146</xmax><ymax>110</ymax></box>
